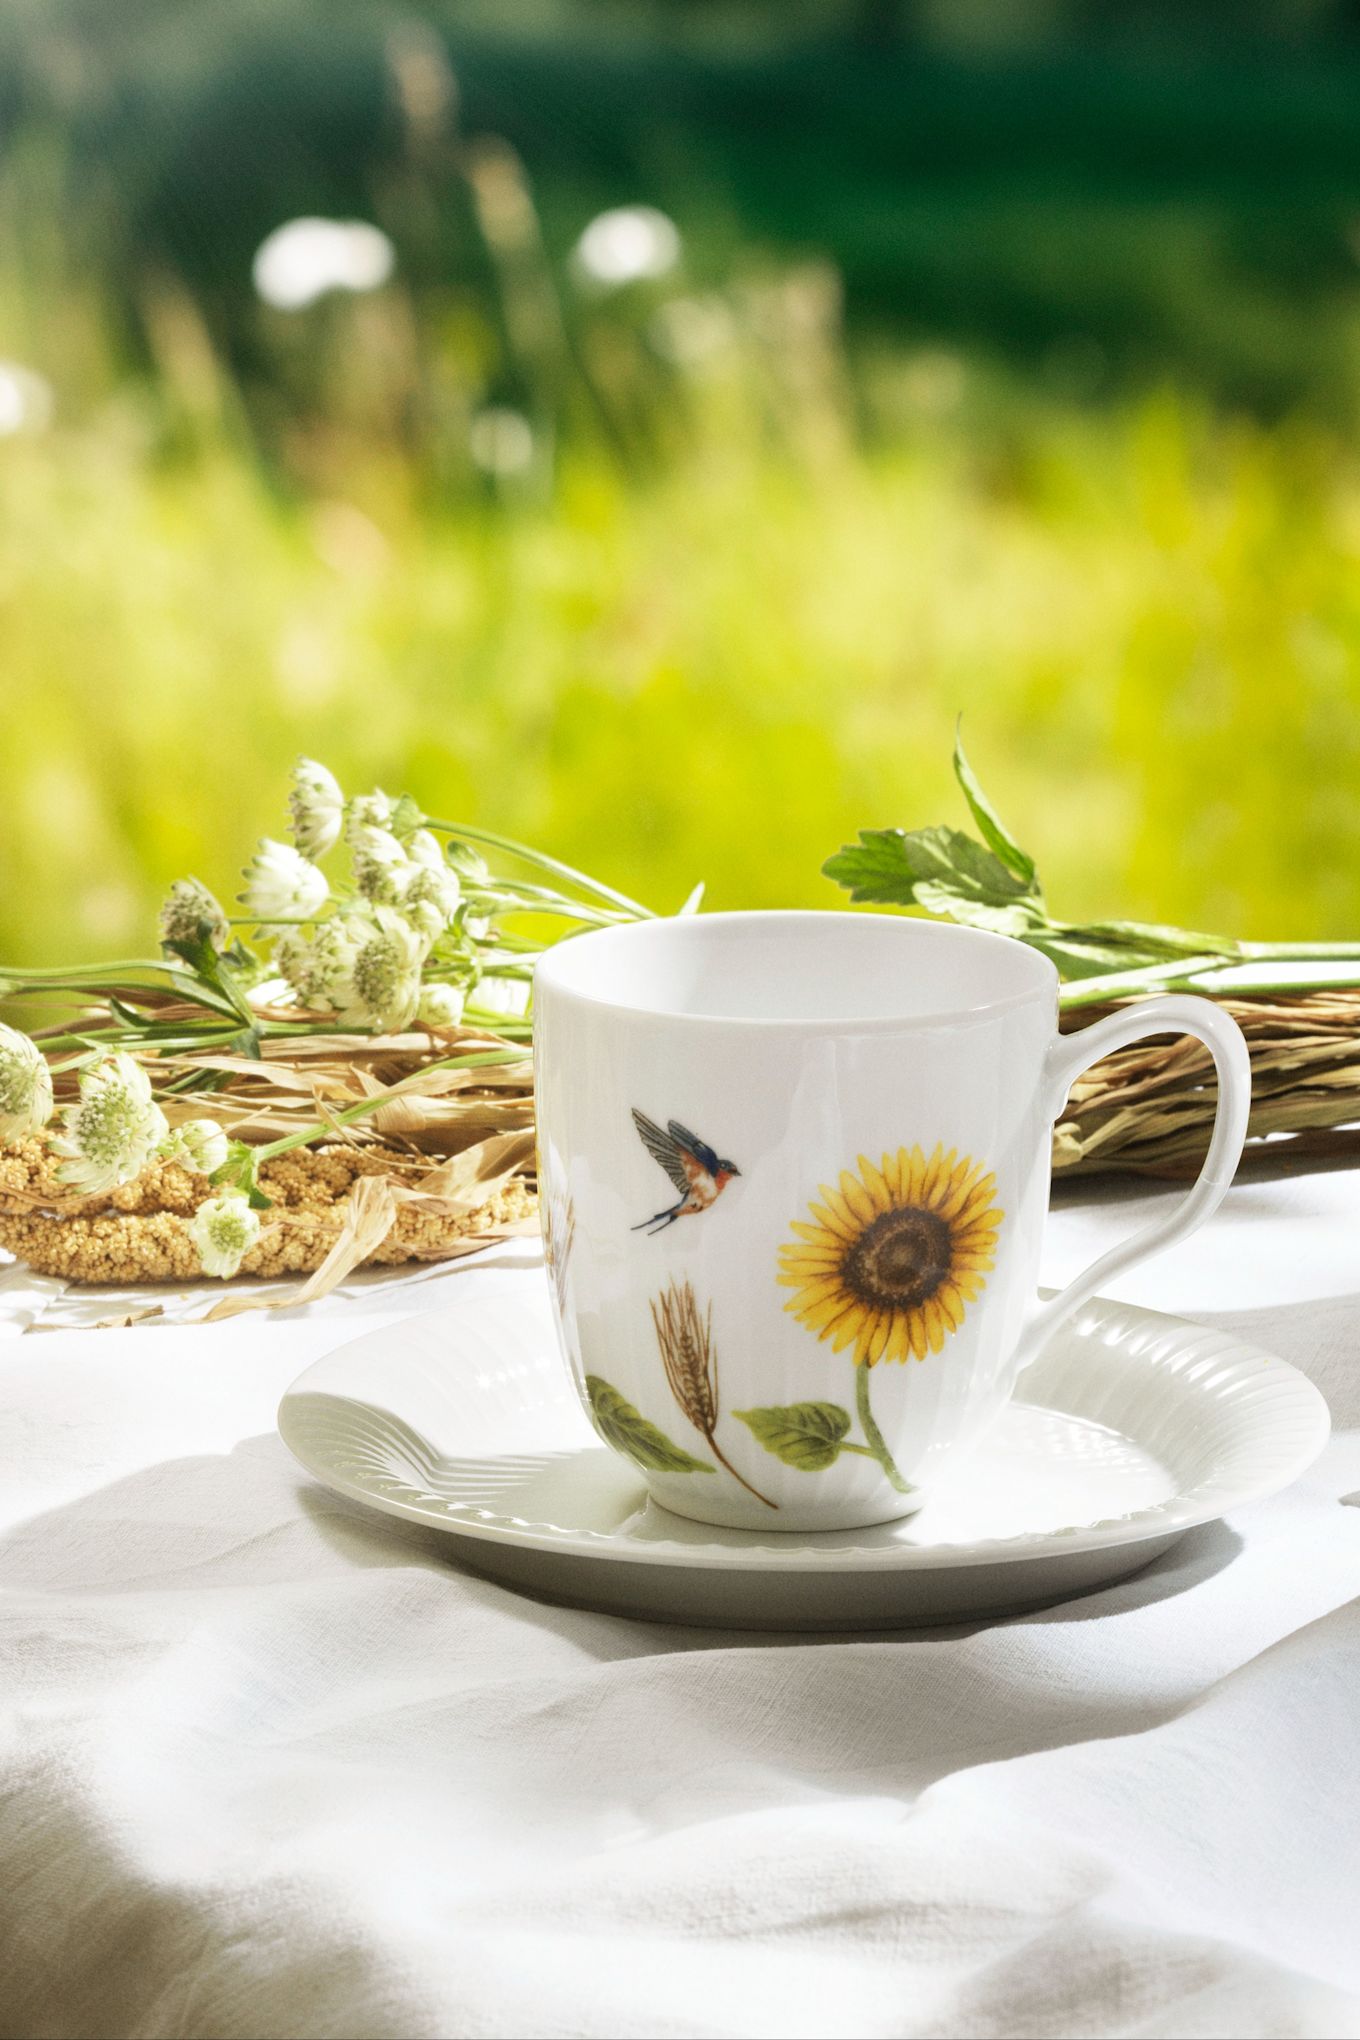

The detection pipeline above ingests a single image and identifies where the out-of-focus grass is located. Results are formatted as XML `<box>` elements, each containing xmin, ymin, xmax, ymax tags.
<box><xmin>5</xmin><ymin>335</ymin><xmax>1360</xmax><ymax>965</ymax></box>
<box><xmin>7</xmin><ymin>11</ymin><xmax>1360</xmax><ymax>967</ymax></box>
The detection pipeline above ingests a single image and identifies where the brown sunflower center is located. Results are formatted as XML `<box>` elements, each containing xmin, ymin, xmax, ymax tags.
<box><xmin>842</xmin><ymin>1204</ymin><xmax>953</xmax><ymax>1311</ymax></box>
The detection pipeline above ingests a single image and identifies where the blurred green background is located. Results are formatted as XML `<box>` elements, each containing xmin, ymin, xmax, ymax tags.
<box><xmin>5</xmin><ymin>0</ymin><xmax>1360</xmax><ymax>963</ymax></box>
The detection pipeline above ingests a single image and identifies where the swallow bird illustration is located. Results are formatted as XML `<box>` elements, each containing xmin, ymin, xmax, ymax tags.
<box><xmin>630</xmin><ymin>1110</ymin><xmax>741</xmax><ymax>1234</ymax></box>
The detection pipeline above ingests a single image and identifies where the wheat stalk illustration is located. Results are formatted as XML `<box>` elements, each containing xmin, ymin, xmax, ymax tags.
<box><xmin>650</xmin><ymin>1277</ymin><xmax>777</xmax><ymax>1510</ymax></box>
<box><xmin>544</xmin><ymin>1182</ymin><xmax>576</xmax><ymax>1319</ymax></box>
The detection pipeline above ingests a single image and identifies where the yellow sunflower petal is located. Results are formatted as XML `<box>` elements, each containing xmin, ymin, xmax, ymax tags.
<box><xmin>901</xmin><ymin>1143</ymin><xmax>927</xmax><ymax>1202</ymax></box>
<box><xmin>811</xmin><ymin>1196</ymin><xmax>857</xmax><ymax>1240</ymax></box>
<box><xmin>864</xmin><ymin>1312</ymin><xmax>892</xmax><ymax>1366</ymax></box>
<box><xmin>838</xmin><ymin>1169</ymin><xmax>878</xmax><ymax>1224</ymax></box>
<box><xmin>885</xmin><ymin>1315</ymin><xmax>912</xmax><ymax>1363</ymax></box>
<box><xmin>935</xmin><ymin>1167</ymin><xmax>982</xmax><ymax>1218</ymax></box>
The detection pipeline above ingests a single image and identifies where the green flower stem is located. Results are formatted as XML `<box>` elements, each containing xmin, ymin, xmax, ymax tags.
<box><xmin>474</xmin><ymin>928</ymin><xmax>540</xmax><ymax>951</ymax></box>
<box><xmin>0</xmin><ymin>959</ymin><xmax>185</xmax><ymax>980</ymax></box>
<box><xmin>1058</xmin><ymin>952</ymin><xmax>1360</xmax><ymax>1011</ymax></box>
<box><xmin>1240</xmin><ymin>940</ymin><xmax>1360</xmax><ymax>960</ymax></box>
<box><xmin>482</xmin><ymin>883</ymin><xmax>633</xmax><ymax>925</ymax></box>
<box><xmin>854</xmin><ymin>1362</ymin><xmax>914</xmax><ymax>1495</ymax></box>
<box><xmin>462</xmin><ymin>1008</ymin><xmax>532</xmax><ymax>1039</ymax></box>
<box><xmin>249</xmin><ymin>1046</ymin><xmax>527</xmax><ymax>1166</ymax></box>
<box><xmin>425</xmin><ymin>818</ymin><xmax>654</xmax><ymax>920</ymax></box>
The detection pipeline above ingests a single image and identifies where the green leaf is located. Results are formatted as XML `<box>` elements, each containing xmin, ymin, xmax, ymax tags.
<box><xmin>1076</xmin><ymin>919</ymin><xmax>1240</xmax><ymax>963</ymax></box>
<box><xmin>1023</xmin><ymin>931</ymin><xmax>1157</xmax><ymax>979</ymax></box>
<box><xmin>902</xmin><ymin>828</ymin><xmax>1045</xmax><ymax>936</ymax></box>
<box><xmin>733</xmin><ymin>1400</ymin><xmax>855</xmax><ymax>1472</ymax></box>
<box><xmin>822</xmin><ymin>829</ymin><xmax>920</xmax><ymax>905</ymax></box>
<box><xmin>953</xmin><ymin>725</ymin><xmax>1038</xmax><ymax>887</ymax></box>
<box><xmin>824</xmin><ymin>825</ymin><xmax>1044</xmax><ymax>935</ymax></box>
<box><xmin>584</xmin><ymin>1376</ymin><xmax>715</xmax><ymax>1474</ymax></box>
<box><xmin>212</xmin><ymin>1138</ymin><xmax>271</xmax><ymax>1207</ymax></box>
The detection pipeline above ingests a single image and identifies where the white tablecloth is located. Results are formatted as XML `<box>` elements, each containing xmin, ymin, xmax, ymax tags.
<box><xmin>2</xmin><ymin>1173</ymin><xmax>1358</xmax><ymax>2040</ymax></box>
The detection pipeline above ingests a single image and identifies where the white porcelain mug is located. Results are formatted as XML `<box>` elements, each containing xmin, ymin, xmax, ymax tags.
<box><xmin>534</xmin><ymin>911</ymin><xmax>1250</xmax><ymax>1533</ymax></box>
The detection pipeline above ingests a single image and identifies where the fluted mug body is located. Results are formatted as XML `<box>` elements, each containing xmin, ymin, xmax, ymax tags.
<box><xmin>534</xmin><ymin>912</ymin><xmax>1249</xmax><ymax>1534</ymax></box>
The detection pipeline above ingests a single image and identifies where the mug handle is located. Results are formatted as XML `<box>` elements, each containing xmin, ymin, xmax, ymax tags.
<box><xmin>1016</xmin><ymin>993</ymin><xmax>1252</xmax><ymax>1370</ymax></box>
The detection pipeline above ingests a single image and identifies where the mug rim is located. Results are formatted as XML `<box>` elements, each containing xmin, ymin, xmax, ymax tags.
<box><xmin>533</xmin><ymin>908</ymin><xmax>1058</xmax><ymax>1030</ymax></box>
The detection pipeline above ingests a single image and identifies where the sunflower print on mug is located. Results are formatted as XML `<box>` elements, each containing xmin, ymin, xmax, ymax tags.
<box><xmin>778</xmin><ymin>1145</ymin><xmax>1004</xmax><ymax>1365</ymax></box>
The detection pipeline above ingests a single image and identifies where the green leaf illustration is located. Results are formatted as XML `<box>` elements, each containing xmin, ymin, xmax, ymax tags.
<box><xmin>584</xmin><ymin>1375</ymin><xmax>714</xmax><ymax>1474</ymax></box>
<box><xmin>732</xmin><ymin>1400</ymin><xmax>864</xmax><ymax>1472</ymax></box>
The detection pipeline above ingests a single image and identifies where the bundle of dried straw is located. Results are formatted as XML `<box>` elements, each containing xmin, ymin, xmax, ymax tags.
<box><xmin>1053</xmin><ymin>990</ymin><xmax>1360</xmax><ymax>1179</ymax></box>
<box><xmin>0</xmin><ymin>1020</ymin><xmax>537</xmax><ymax>1315</ymax></box>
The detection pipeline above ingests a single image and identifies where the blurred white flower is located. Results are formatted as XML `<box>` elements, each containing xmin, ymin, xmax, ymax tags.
<box><xmin>473</xmin><ymin>961</ymin><xmax>532</xmax><ymax>1019</ymax></box>
<box><xmin>399</xmin><ymin>859</ymin><xmax>461</xmax><ymax>939</ymax></box>
<box><xmin>190</xmin><ymin>1189</ymin><xmax>262</xmax><ymax>1278</ymax></box>
<box><xmin>0</xmin><ymin>360</ymin><xmax>54</xmax><ymax>438</ymax></box>
<box><xmin>162</xmin><ymin>1117</ymin><xmax>229</xmax><ymax>1177</ymax></box>
<box><xmin>288</xmin><ymin>758</ymin><xmax>344</xmax><ymax>859</ymax></box>
<box><xmin>444</xmin><ymin>840</ymin><xmax>490</xmax><ymax>883</ymax></box>
<box><xmin>573</xmin><ymin>206</ymin><xmax>680</xmax><ymax>289</ymax></box>
<box><xmin>273</xmin><ymin>920</ymin><xmax>361</xmax><ymax>1011</ymax></box>
<box><xmin>51</xmin><ymin>1054</ymin><xmax>168</xmax><ymax>1196</ymax></box>
<box><xmin>240</xmin><ymin>838</ymin><xmax>329</xmax><ymax>921</ymax></box>
<box><xmin>346</xmin><ymin>790</ymin><xmax>395</xmax><ymax>836</ymax></box>
<box><xmin>252</xmin><ymin>218</ymin><xmax>395</xmax><ymax>312</ymax></box>
<box><xmin>407</xmin><ymin>829</ymin><xmax>443</xmax><ymax>869</ymax></box>
<box><xmin>0</xmin><ymin>1023</ymin><xmax>53</xmax><ymax>1140</ymax></box>
<box><xmin>336</xmin><ymin>907</ymin><xmax>428</xmax><ymax>1032</ymax></box>
<box><xmin>417</xmin><ymin>982</ymin><xmax>466</xmax><ymax>1028</ymax></box>
<box><xmin>469</xmin><ymin>408</ymin><xmax>535</xmax><ymax>477</ymax></box>
<box><xmin>350</xmin><ymin>823</ymin><xmax>410</xmax><ymax>904</ymax></box>
<box><xmin>159</xmin><ymin>877</ymin><xmax>229</xmax><ymax>952</ymax></box>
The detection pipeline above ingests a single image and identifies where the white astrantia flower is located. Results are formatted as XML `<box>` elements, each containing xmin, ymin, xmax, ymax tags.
<box><xmin>288</xmin><ymin>758</ymin><xmax>344</xmax><ymax>859</ymax></box>
<box><xmin>50</xmin><ymin>1053</ymin><xmax>169</xmax><ymax>1196</ymax></box>
<box><xmin>472</xmin><ymin>961</ymin><xmax>532</xmax><ymax>1020</ymax></box>
<box><xmin>273</xmin><ymin>920</ymin><xmax>361</xmax><ymax>1011</ymax></box>
<box><xmin>416</xmin><ymin>982</ymin><xmax>466</xmax><ymax>1028</ymax></box>
<box><xmin>0</xmin><ymin>1023</ymin><xmax>54</xmax><ymax>1140</ymax></box>
<box><xmin>335</xmin><ymin>907</ymin><xmax>428</xmax><ymax>1032</ymax></box>
<box><xmin>349</xmin><ymin>823</ymin><xmax>409</xmax><ymax>904</ymax></box>
<box><xmin>161</xmin><ymin>1117</ymin><xmax>230</xmax><ymax>1177</ymax></box>
<box><xmin>240</xmin><ymin>838</ymin><xmax>329</xmax><ymax>921</ymax></box>
<box><xmin>346</xmin><ymin>790</ymin><xmax>394</xmax><ymax>838</ymax></box>
<box><xmin>398</xmin><ymin>858</ymin><xmax>461</xmax><ymax>939</ymax></box>
<box><xmin>190</xmin><ymin>1189</ymin><xmax>262</xmax><ymax>1279</ymax></box>
<box><xmin>407</xmin><ymin>829</ymin><xmax>443</xmax><ymax>869</ymax></box>
<box><xmin>159</xmin><ymin>877</ymin><xmax>229</xmax><ymax>952</ymax></box>
<box><xmin>445</xmin><ymin>840</ymin><xmax>490</xmax><ymax>883</ymax></box>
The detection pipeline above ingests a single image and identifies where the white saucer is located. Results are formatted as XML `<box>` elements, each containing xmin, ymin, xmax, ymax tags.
<box><xmin>277</xmin><ymin>1278</ymin><xmax>1329</xmax><ymax>1629</ymax></box>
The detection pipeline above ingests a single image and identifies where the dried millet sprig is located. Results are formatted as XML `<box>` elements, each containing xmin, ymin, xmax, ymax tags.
<box><xmin>0</xmin><ymin>1141</ymin><xmax>535</xmax><ymax>1282</ymax></box>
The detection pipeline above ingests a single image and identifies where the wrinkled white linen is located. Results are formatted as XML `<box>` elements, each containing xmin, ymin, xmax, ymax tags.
<box><xmin>1</xmin><ymin>1175</ymin><xmax>1358</xmax><ymax>2040</ymax></box>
